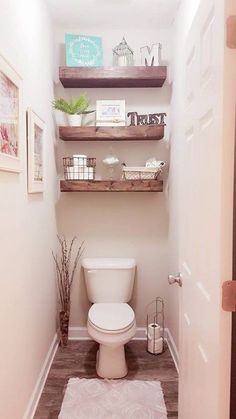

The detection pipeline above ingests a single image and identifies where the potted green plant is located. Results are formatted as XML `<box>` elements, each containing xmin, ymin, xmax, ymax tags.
<box><xmin>52</xmin><ymin>236</ymin><xmax>84</xmax><ymax>346</ymax></box>
<box><xmin>52</xmin><ymin>94</ymin><xmax>94</xmax><ymax>127</ymax></box>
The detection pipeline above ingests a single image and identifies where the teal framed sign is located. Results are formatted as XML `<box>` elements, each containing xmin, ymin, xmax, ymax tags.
<box><xmin>65</xmin><ymin>34</ymin><xmax>103</xmax><ymax>67</ymax></box>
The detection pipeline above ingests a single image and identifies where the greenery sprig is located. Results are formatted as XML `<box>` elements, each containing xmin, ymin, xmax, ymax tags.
<box><xmin>52</xmin><ymin>94</ymin><xmax>94</xmax><ymax>115</ymax></box>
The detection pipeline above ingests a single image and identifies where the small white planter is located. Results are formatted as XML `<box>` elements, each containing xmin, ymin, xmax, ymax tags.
<box><xmin>67</xmin><ymin>114</ymin><xmax>82</xmax><ymax>127</ymax></box>
<box><xmin>54</xmin><ymin>110</ymin><xmax>67</xmax><ymax>126</ymax></box>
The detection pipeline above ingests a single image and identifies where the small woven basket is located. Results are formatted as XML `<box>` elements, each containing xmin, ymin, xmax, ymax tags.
<box><xmin>122</xmin><ymin>166</ymin><xmax>162</xmax><ymax>180</ymax></box>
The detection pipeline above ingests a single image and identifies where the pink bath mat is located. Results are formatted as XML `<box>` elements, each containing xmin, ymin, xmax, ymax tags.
<box><xmin>59</xmin><ymin>377</ymin><xmax>167</xmax><ymax>419</ymax></box>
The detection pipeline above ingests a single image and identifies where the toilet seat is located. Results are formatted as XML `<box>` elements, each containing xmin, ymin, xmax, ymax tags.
<box><xmin>88</xmin><ymin>303</ymin><xmax>135</xmax><ymax>334</ymax></box>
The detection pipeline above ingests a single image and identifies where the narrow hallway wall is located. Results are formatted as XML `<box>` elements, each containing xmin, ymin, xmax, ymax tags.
<box><xmin>0</xmin><ymin>1</ymin><xmax>57</xmax><ymax>418</ymax></box>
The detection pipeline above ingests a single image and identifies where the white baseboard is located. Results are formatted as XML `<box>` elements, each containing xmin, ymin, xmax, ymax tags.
<box><xmin>68</xmin><ymin>326</ymin><xmax>179</xmax><ymax>372</ymax></box>
<box><xmin>23</xmin><ymin>333</ymin><xmax>59</xmax><ymax>419</ymax></box>
<box><xmin>68</xmin><ymin>326</ymin><xmax>147</xmax><ymax>341</ymax></box>
<box><xmin>69</xmin><ymin>326</ymin><xmax>90</xmax><ymax>340</ymax></box>
<box><xmin>165</xmin><ymin>328</ymin><xmax>179</xmax><ymax>373</ymax></box>
<box><xmin>132</xmin><ymin>327</ymin><xmax>146</xmax><ymax>340</ymax></box>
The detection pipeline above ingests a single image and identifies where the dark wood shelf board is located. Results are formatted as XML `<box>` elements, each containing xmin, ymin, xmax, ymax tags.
<box><xmin>59</xmin><ymin>66</ymin><xmax>167</xmax><ymax>88</ymax></box>
<box><xmin>60</xmin><ymin>180</ymin><xmax>163</xmax><ymax>192</ymax></box>
<box><xmin>59</xmin><ymin>125</ymin><xmax>165</xmax><ymax>141</ymax></box>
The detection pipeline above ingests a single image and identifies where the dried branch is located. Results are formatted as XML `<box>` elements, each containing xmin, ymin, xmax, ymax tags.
<box><xmin>69</xmin><ymin>241</ymin><xmax>85</xmax><ymax>289</ymax></box>
<box><xmin>52</xmin><ymin>236</ymin><xmax>84</xmax><ymax>312</ymax></box>
<box><xmin>52</xmin><ymin>253</ymin><xmax>64</xmax><ymax>308</ymax></box>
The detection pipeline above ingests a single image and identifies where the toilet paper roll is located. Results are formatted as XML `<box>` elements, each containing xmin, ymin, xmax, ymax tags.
<box><xmin>83</xmin><ymin>168</ymin><xmax>89</xmax><ymax>180</ymax></box>
<box><xmin>147</xmin><ymin>333</ymin><xmax>162</xmax><ymax>342</ymax></box>
<box><xmin>147</xmin><ymin>323</ymin><xmax>161</xmax><ymax>340</ymax></box>
<box><xmin>73</xmin><ymin>154</ymin><xmax>87</xmax><ymax>166</ymax></box>
<box><xmin>88</xmin><ymin>167</ymin><xmax>94</xmax><ymax>180</ymax></box>
<box><xmin>148</xmin><ymin>337</ymin><xmax>163</xmax><ymax>354</ymax></box>
<box><xmin>67</xmin><ymin>167</ymin><xmax>75</xmax><ymax>180</ymax></box>
<box><xmin>145</xmin><ymin>159</ymin><xmax>165</xmax><ymax>169</ymax></box>
<box><xmin>77</xmin><ymin>167</ymin><xmax>84</xmax><ymax>180</ymax></box>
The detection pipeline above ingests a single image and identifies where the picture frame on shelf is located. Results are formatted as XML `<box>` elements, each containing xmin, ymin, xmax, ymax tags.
<box><xmin>0</xmin><ymin>54</ymin><xmax>23</xmax><ymax>173</ymax></box>
<box><xmin>65</xmin><ymin>34</ymin><xmax>103</xmax><ymax>67</ymax></box>
<box><xmin>96</xmin><ymin>100</ymin><xmax>126</xmax><ymax>127</ymax></box>
<box><xmin>27</xmin><ymin>108</ymin><xmax>45</xmax><ymax>193</ymax></box>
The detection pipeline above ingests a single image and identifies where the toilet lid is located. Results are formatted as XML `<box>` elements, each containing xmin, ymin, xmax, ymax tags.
<box><xmin>88</xmin><ymin>303</ymin><xmax>135</xmax><ymax>332</ymax></box>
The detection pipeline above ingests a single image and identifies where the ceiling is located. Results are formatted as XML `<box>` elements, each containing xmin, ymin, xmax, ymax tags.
<box><xmin>45</xmin><ymin>0</ymin><xmax>180</xmax><ymax>28</ymax></box>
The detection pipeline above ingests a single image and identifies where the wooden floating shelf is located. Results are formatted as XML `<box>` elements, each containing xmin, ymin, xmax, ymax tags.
<box><xmin>60</xmin><ymin>180</ymin><xmax>163</xmax><ymax>192</ymax></box>
<box><xmin>59</xmin><ymin>66</ymin><xmax>167</xmax><ymax>88</ymax></box>
<box><xmin>59</xmin><ymin>125</ymin><xmax>165</xmax><ymax>141</ymax></box>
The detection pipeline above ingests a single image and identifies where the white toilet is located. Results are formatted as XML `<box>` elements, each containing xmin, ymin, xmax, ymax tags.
<box><xmin>82</xmin><ymin>258</ymin><xmax>136</xmax><ymax>379</ymax></box>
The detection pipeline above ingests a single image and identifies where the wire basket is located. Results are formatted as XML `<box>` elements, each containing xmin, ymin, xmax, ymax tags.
<box><xmin>122</xmin><ymin>166</ymin><xmax>162</xmax><ymax>180</ymax></box>
<box><xmin>63</xmin><ymin>157</ymin><xmax>96</xmax><ymax>181</ymax></box>
<box><xmin>146</xmin><ymin>297</ymin><xmax>165</xmax><ymax>355</ymax></box>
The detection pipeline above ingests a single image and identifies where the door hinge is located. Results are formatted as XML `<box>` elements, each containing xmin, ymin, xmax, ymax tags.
<box><xmin>222</xmin><ymin>281</ymin><xmax>236</xmax><ymax>312</ymax></box>
<box><xmin>227</xmin><ymin>16</ymin><xmax>236</xmax><ymax>49</ymax></box>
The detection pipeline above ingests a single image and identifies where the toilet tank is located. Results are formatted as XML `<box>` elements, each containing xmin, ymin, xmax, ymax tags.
<box><xmin>82</xmin><ymin>258</ymin><xmax>136</xmax><ymax>303</ymax></box>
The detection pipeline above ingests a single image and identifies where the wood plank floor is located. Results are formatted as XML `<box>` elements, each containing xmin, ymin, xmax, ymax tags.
<box><xmin>34</xmin><ymin>340</ymin><xmax>178</xmax><ymax>418</ymax></box>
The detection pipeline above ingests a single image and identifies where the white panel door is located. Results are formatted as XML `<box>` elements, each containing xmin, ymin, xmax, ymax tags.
<box><xmin>178</xmin><ymin>1</ymin><xmax>234</xmax><ymax>418</ymax></box>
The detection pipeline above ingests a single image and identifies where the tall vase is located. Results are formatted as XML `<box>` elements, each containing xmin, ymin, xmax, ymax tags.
<box><xmin>59</xmin><ymin>308</ymin><xmax>70</xmax><ymax>347</ymax></box>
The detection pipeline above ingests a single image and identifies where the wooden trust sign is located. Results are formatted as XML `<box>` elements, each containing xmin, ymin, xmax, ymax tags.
<box><xmin>127</xmin><ymin>112</ymin><xmax>166</xmax><ymax>126</ymax></box>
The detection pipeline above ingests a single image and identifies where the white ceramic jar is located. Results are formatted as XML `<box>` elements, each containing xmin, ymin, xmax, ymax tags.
<box><xmin>67</xmin><ymin>114</ymin><xmax>82</xmax><ymax>126</ymax></box>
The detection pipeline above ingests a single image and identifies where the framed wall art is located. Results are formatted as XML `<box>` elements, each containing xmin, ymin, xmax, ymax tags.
<box><xmin>0</xmin><ymin>55</ymin><xmax>23</xmax><ymax>172</ymax></box>
<box><xmin>27</xmin><ymin>108</ymin><xmax>45</xmax><ymax>193</ymax></box>
<box><xmin>65</xmin><ymin>34</ymin><xmax>103</xmax><ymax>67</ymax></box>
<box><xmin>96</xmin><ymin>100</ymin><xmax>126</xmax><ymax>127</ymax></box>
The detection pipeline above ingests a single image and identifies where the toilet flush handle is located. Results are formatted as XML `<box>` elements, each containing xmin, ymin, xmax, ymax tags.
<box><xmin>168</xmin><ymin>273</ymin><xmax>182</xmax><ymax>287</ymax></box>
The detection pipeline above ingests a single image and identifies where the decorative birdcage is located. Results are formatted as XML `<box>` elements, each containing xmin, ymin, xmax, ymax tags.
<box><xmin>112</xmin><ymin>37</ymin><xmax>134</xmax><ymax>67</ymax></box>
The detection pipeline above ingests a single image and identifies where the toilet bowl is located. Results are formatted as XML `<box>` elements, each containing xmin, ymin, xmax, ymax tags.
<box><xmin>88</xmin><ymin>303</ymin><xmax>136</xmax><ymax>378</ymax></box>
<box><xmin>82</xmin><ymin>258</ymin><xmax>136</xmax><ymax>379</ymax></box>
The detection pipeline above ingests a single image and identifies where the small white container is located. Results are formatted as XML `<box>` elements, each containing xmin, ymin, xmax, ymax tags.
<box><xmin>54</xmin><ymin>110</ymin><xmax>67</xmax><ymax>126</ymax></box>
<box><xmin>67</xmin><ymin>114</ymin><xmax>82</xmax><ymax>127</ymax></box>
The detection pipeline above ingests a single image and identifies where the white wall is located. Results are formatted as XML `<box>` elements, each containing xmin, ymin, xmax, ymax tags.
<box><xmin>0</xmin><ymin>1</ymin><xmax>57</xmax><ymax>418</ymax></box>
<box><xmin>54</xmin><ymin>26</ymin><xmax>172</xmax><ymax>327</ymax></box>
<box><xmin>167</xmin><ymin>0</ymin><xmax>201</xmax><ymax>349</ymax></box>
